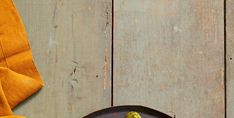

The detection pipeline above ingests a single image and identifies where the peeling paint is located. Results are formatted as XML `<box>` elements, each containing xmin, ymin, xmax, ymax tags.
<box><xmin>221</xmin><ymin>68</ymin><xmax>224</xmax><ymax>86</ymax></box>
<box><xmin>104</xmin><ymin>48</ymin><xmax>108</xmax><ymax>90</ymax></box>
<box><xmin>70</xmin><ymin>79</ymin><xmax>78</xmax><ymax>89</ymax></box>
<box><xmin>104</xmin><ymin>2</ymin><xmax>111</xmax><ymax>39</ymax></box>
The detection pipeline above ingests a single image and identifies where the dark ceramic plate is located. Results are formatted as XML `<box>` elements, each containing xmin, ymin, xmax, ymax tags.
<box><xmin>84</xmin><ymin>106</ymin><xmax>172</xmax><ymax>118</ymax></box>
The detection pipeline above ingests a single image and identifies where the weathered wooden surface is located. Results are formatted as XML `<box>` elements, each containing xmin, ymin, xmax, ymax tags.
<box><xmin>12</xmin><ymin>0</ymin><xmax>228</xmax><ymax>118</ymax></box>
<box><xmin>13</xmin><ymin>0</ymin><xmax>112</xmax><ymax>118</ymax></box>
<box><xmin>113</xmin><ymin>0</ymin><xmax>225</xmax><ymax>118</ymax></box>
<box><xmin>227</xmin><ymin>0</ymin><xmax>234</xmax><ymax>118</ymax></box>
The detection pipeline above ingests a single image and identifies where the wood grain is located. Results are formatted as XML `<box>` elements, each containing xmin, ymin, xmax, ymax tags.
<box><xmin>113</xmin><ymin>0</ymin><xmax>225</xmax><ymax>117</ymax></box>
<box><xmin>13</xmin><ymin>0</ymin><xmax>112</xmax><ymax>117</ymax></box>
<box><xmin>227</xmin><ymin>0</ymin><xmax>234</xmax><ymax>118</ymax></box>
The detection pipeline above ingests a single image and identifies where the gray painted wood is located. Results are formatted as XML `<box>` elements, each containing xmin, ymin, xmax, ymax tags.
<box><xmin>11</xmin><ymin>0</ymin><xmax>227</xmax><ymax>118</ymax></box>
<box><xmin>227</xmin><ymin>0</ymin><xmax>234</xmax><ymax>118</ymax></box>
<box><xmin>113</xmin><ymin>0</ymin><xmax>225</xmax><ymax>118</ymax></box>
<box><xmin>13</xmin><ymin>0</ymin><xmax>112</xmax><ymax>117</ymax></box>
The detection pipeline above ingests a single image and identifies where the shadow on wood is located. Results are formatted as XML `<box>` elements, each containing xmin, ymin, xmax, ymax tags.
<box><xmin>13</xmin><ymin>89</ymin><xmax>43</xmax><ymax>111</ymax></box>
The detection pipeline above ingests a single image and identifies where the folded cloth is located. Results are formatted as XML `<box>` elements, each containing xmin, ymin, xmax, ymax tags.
<box><xmin>0</xmin><ymin>116</ymin><xmax>25</xmax><ymax>118</ymax></box>
<box><xmin>0</xmin><ymin>0</ymin><xmax>44</xmax><ymax>117</ymax></box>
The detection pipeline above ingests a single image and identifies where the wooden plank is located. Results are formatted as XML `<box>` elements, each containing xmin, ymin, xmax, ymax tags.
<box><xmin>13</xmin><ymin>0</ymin><xmax>112</xmax><ymax>117</ymax></box>
<box><xmin>114</xmin><ymin>0</ymin><xmax>225</xmax><ymax>117</ymax></box>
<box><xmin>227</xmin><ymin>0</ymin><xmax>234</xmax><ymax>118</ymax></box>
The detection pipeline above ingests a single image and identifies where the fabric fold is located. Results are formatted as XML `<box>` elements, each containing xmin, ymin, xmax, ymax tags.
<box><xmin>0</xmin><ymin>0</ymin><xmax>44</xmax><ymax>117</ymax></box>
<box><xmin>0</xmin><ymin>116</ymin><xmax>25</xmax><ymax>118</ymax></box>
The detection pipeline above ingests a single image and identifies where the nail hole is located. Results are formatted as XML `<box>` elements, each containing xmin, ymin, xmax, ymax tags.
<box><xmin>96</xmin><ymin>75</ymin><xmax>99</xmax><ymax>78</ymax></box>
<box><xmin>230</xmin><ymin>57</ymin><xmax>232</xmax><ymax>60</ymax></box>
<box><xmin>54</xmin><ymin>25</ymin><xmax>58</xmax><ymax>29</ymax></box>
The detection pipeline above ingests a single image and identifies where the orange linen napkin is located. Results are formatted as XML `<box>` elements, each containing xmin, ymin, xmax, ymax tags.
<box><xmin>0</xmin><ymin>0</ymin><xmax>44</xmax><ymax>118</ymax></box>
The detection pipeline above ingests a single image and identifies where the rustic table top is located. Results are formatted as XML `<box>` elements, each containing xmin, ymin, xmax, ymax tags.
<box><xmin>13</xmin><ymin>0</ymin><xmax>233</xmax><ymax>118</ymax></box>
